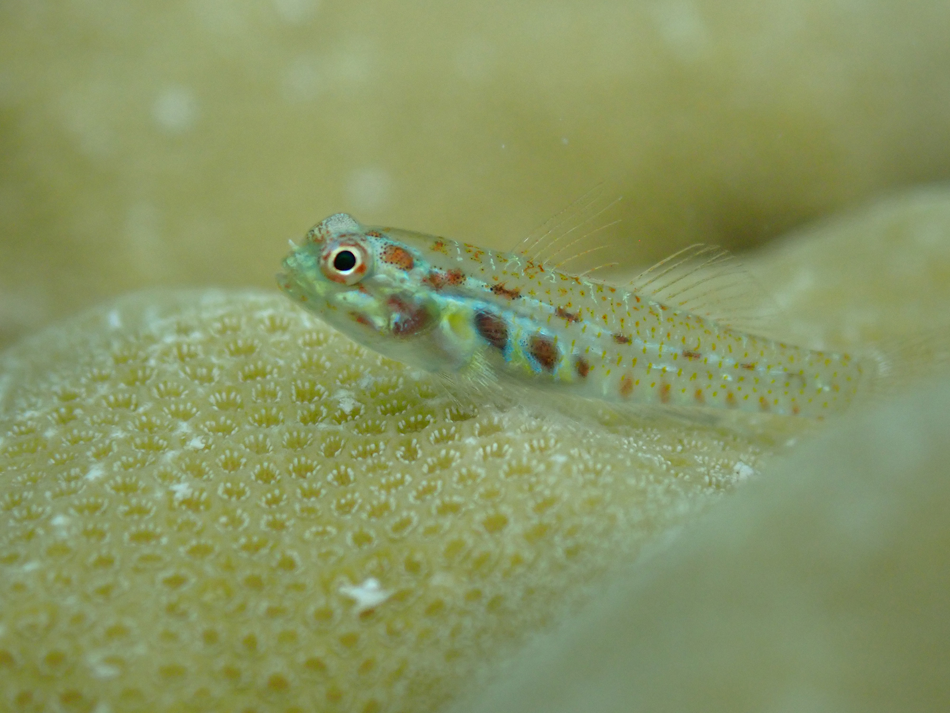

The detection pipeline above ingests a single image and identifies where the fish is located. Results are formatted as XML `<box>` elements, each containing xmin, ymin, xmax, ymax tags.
<box><xmin>277</xmin><ymin>212</ymin><xmax>909</xmax><ymax>419</ymax></box>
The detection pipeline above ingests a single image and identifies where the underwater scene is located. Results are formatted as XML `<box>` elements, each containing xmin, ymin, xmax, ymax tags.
<box><xmin>2</xmin><ymin>1</ymin><xmax>950</xmax><ymax>711</ymax></box>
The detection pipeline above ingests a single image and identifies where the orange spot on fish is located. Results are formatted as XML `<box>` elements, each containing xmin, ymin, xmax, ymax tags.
<box><xmin>351</xmin><ymin>312</ymin><xmax>372</xmax><ymax>327</ymax></box>
<box><xmin>575</xmin><ymin>356</ymin><xmax>590</xmax><ymax>378</ymax></box>
<box><xmin>491</xmin><ymin>283</ymin><xmax>521</xmax><ymax>300</ymax></box>
<box><xmin>366</xmin><ymin>230</ymin><xmax>383</xmax><ymax>238</ymax></box>
<box><xmin>741</xmin><ymin>362</ymin><xmax>757</xmax><ymax>370</ymax></box>
<box><xmin>432</xmin><ymin>239</ymin><xmax>448</xmax><ymax>254</ymax></box>
<box><xmin>683</xmin><ymin>350</ymin><xmax>701</xmax><ymax>360</ymax></box>
<box><xmin>659</xmin><ymin>383</ymin><xmax>671</xmax><ymax>404</ymax></box>
<box><xmin>474</xmin><ymin>310</ymin><xmax>508</xmax><ymax>351</ymax></box>
<box><xmin>620</xmin><ymin>375</ymin><xmax>634</xmax><ymax>398</ymax></box>
<box><xmin>613</xmin><ymin>333</ymin><xmax>632</xmax><ymax>345</ymax></box>
<box><xmin>422</xmin><ymin>269</ymin><xmax>464</xmax><ymax>291</ymax></box>
<box><xmin>386</xmin><ymin>296</ymin><xmax>430</xmax><ymax>337</ymax></box>
<box><xmin>555</xmin><ymin>307</ymin><xmax>580</xmax><ymax>324</ymax></box>
<box><xmin>694</xmin><ymin>388</ymin><xmax>705</xmax><ymax>404</ymax></box>
<box><xmin>422</xmin><ymin>271</ymin><xmax>446</xmax><ymax>290</ymax></box>
<box><xmin>759</xmin><ymin>396</ymin><xmax>770</xmax><ymax>412</ymax></box>
<box><xmin>726</xmin><ymin>391</ymin><xmax>737</xmax><ymax>408</ymax></box>
<box><xmin>380</xmin><ymin>244</ymin><xmax>414</xmax><ymax>271</ymax></box>
<box><xmin>528</xmin><ymin>335</ymin><xmax>559</xmax><ymax>371</ymax></box>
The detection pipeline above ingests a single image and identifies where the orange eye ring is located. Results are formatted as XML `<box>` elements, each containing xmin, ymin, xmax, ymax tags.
<box><xmin>321</xmin><ymin>241</ymin><xmax>371</xmax><ymax>285</ymax></box>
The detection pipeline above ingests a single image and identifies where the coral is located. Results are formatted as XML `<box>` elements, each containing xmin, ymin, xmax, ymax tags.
<box><xmin>449</xmin><ymin>380</ymin><xmax>950</xmax><ymax>713</ymax></box>
<box><xmin>0</xmin><ymin>290</ymin><xmax>769</xmax><ymax>712</ymax></box>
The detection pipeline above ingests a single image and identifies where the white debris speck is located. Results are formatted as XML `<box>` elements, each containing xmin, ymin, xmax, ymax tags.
<box><xmin>429</xmin><ymin>572</ymin><xmax>456</xmax><ymax>589</ymax></box>
<box><xmin>21</xmin><ymin>561</ymin><xmax>41</xmax><ymax>572</ymax></box>
<box><xmin>733</xmin><ymin>461</ymin><xmax>756</xmax><ymax>481</ymax></box>
<box><xmin>51</xmin><ymin>515</ymin><xmax>70</xmax><ymax>528</ymax></box>
<box><xmin>84</xmin><ymin>464</ymin><xmax>105</xmax><ymax>481</ymax></box>
<box><xmin>87</xmin><ymin>652</ymin><xmax>121</xmax><ymax>680</ymax></box>
<box><xmin>107</xmin><ymin>309</ymin><xmax>122</xmax><ymax>330</ymax></box>
<box><xmin>170</xmin><ymin>482</ymin><xmax>193</xmax><ymax>502</ymax></box>
<box><xmin>187</xmin><ymin>436</ymin><xmax>207</xmax><ymax>450</ymax></box>
<box><xmin>152</xmin><ymin>86</ymin><xmax>199</xmax><ymax>134</ymax></box>
<box><xmin>335</xmin><ymin>391</ymin><xmax>359</xmax><ymax>415</ymax></box>
<box><xmin>339</xmin><ymin>577</ymin><xmax>391</xmax><ymax>613</ymax></box>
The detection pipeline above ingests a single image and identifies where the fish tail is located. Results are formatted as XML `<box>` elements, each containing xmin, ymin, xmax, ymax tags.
<box><xmin>861</xmin><ymin>330</ymin><xmax>950</xmax><ymax>404</ymax></box>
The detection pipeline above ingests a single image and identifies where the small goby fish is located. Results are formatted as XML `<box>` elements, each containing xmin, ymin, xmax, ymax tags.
<box><xmin>278</xmin><ymin>213</ymin><xmax>868</xmax><ymax>418</ymax></box>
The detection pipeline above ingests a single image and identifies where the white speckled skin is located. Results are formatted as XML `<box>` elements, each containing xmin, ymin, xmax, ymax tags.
<box><xmin>279</xmin><ymin>214</ymin><xmax>865</xmax><ymax>417</ymax></box>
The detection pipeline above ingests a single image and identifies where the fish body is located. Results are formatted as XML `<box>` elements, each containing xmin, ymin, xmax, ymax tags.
<box><xmin>278</xmin><ymin>213</ymin><xmax>864</xmax><ymax>418</ymax></box>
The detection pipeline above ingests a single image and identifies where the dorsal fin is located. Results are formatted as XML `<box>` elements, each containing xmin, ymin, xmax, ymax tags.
<box><xmin>626</xmin><ymin>244</ymin><xmax>779</xmax><ymax>334</ymax></box>
<box><xmin>512</xmin><ymin>184</ymin><xmax>622</xmax><ymax>270</ymax></box>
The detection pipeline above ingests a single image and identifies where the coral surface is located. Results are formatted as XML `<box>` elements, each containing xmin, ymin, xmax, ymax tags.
<box><xmin>0</xmin><ymin>290</ymin><xmax>768</xmax><ymax>712</ymax></box>
<box><xmin>450</xmin><ymin>381</ymin><xmax>950</xmax><ymax>713</ymax></box>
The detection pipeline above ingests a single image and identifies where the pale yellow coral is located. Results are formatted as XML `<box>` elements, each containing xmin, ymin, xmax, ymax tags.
<box><xmin>449</xmin><ymin>380</ymin><xmax>950</xmax><ymax>713</ymax></box>
<box><xmin>0</xmin><ymin>290</ymin><xmax>768</xmax><ymax>712</ymax></box>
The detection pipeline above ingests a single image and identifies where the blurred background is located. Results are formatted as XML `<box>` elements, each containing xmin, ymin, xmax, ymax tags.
<box><xmin>2</xmin><ymin>0</ymin><xmax>950</xmax><ymax>347</ymax></box>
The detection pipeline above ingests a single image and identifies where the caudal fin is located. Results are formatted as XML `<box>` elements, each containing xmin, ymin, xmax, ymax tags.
<box><xmin>862</xmin><ymin>330</ymin><xmax>950</xmax><ymax>404</ymax></box>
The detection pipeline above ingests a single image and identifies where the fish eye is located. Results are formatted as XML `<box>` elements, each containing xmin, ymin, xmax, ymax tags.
<box><xmin>333</xmin><ymin>250</ymin><xmax>357</xmax><ymax>272</ymax></box>
<box><xmin>321</xmin><ymin>242</ymin><xmax>371</xmax><ymax>285</ymax></box>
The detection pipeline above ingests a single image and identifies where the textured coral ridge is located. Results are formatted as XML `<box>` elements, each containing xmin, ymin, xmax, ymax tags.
<box><xmin>0</xmin><ymin>291</ymin><xmax>764</xmax><ymax>713</ymax></box>
<box><xmin>449</xmin><ymin>381</ymin><xmax>950</xmax><ymax>713</ymax></box>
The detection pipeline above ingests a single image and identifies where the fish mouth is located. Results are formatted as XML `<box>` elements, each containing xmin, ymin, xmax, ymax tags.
<box><xmin>277</xmin><ymin>248</ymin><xmax>328</xmax><ymax>300</ymax></box>
<box><xmin>275</xmin><ymin>269</ymin><xmax>317</xmax><ymax>302</ymax></box>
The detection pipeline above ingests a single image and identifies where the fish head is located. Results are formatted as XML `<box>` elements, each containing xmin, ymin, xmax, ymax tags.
<box><xmin>278</xmin><ymin>213</ymin><xmax>449</xmax><ymax>369</ymax></box>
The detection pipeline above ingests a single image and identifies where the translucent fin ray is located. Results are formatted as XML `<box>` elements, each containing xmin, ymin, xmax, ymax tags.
<box><xmin>861</xmin><ymin>330</ymin><xmax>950</xmax><ymax>404</ymax></box>
<box><xmin>512</xmin><ymin>183</ymin><xmax>606</xmax><ymax>260</ymax></box>
<box><xmin>513</xmin><ymin>184</ymin><xmax>623</xmax><ymax>271</ymax></box>
<box><xmin>626</xmin><ymin>244</ymin><xmax>779</xmax><ymax>334</ymax></box>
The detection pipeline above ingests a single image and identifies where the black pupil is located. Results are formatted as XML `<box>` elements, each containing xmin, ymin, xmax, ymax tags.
<box><xmin>333</xmin><ymin>250</ymin><xmax>357</xmax><ymax>272</ymax></box>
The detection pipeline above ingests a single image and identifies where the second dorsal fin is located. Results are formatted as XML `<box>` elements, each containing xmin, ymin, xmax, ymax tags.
<box><xmin>626</xmin><ymin>244</ymin><xmax>779</xmax><ymax>334</ymax></box>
